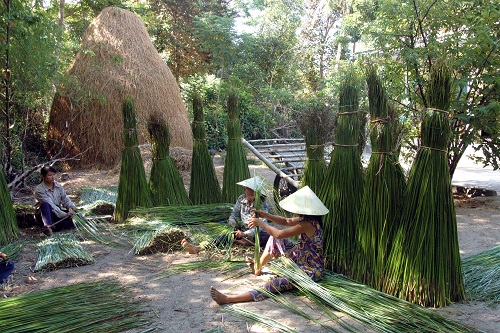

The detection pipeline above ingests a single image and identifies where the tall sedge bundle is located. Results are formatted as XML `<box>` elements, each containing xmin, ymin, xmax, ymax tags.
<box><xmin>319</xmin><ymin>69</ymin><xmax>364</xmax><ymax>276</ymax></box>
<box><xmin>34</xmin><ymin>234</ymin><xmax>94</xmax><ymax>272</ymax></box>
<box><xmin>113</xmin><ymin>96</ymin><xmax>152</xmax><ymax>222</ymax></box>
<box><xmin>383</xmin><ymin>60</ymin><xmax>465</xmax><ymax>307</ymax></box>
<box><xmin>298</xmin><ymin>98</ymin><xmax>334</xmax><ymax>194</ymax></box>
<box><xmin>189</xmin><ymin>92</ymin><xmax>222</xmax><ymax>204</ymax></box>
<box><xmin>462</xmin><ymin>245</ymin><xmax>500</xmax><ymax>304</ymax></box>
<box><xmin>148</xmin><ymin>113</ymin><xmax>190</xmax><ymax>206</ymax></box>
<box><xmin>351</xmin><ymin>65</ymin><xmax>406</xmax><ymax>289</ymax></box>
<box><xmin>0</xmin><ymin>280</ymin><xmax>152</xmax><ymax>332</ymax></box>
<box><xmin>221</xmin><ymin>89</ymin><xmax>250</xmax><ymax>203</ymax></box>
<box><xmin>0</xmin><ymin>168</ymin><xmax>18</xmax><ymax>245</ymax></box>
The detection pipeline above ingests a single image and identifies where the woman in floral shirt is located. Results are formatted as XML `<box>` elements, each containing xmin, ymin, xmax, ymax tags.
<box><xmin>210</xmin><ymin>186</ymin><xmax>328</xmax><ymax>304</ymax></box>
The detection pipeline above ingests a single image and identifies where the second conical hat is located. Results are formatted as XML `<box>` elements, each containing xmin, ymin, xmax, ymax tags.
<box><xmin>279</xmin><ymin>185</ymin><xmax>329</xmax><ymax>216</ymax></box>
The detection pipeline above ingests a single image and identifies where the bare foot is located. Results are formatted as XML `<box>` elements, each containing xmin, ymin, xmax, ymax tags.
<box><xmin>210</xmin><ymin>286</ymin><xmax>229</xmax><ymax>305</ymax></box>
<box><xmin>181</xmin><ymin>239</ymin><xmax>200</xmax><ymax>254</ymax></box>
<box><xmin>246</xmin><ymin>257</ymin><xmax>261</xmax><ymax>276</ymax></box>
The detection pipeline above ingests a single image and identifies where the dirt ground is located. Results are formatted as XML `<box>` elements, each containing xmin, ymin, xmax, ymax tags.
<box><xmin>3</xmin><ymin>153</ymin><xmax>500</xmax><ymax>333</ymax></box>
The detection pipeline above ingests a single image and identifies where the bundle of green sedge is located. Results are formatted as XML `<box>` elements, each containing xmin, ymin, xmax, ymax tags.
<box><xmin>462</xmin><ymin>245</ymin><xmax>500</xmax><ymax>304</ymax></box>
<box><xmin>113</xmin><ymin>96</ymin><xmax>152</xmax><ymax>222</ymax></box>
<box><xmin>268</xmin><ymin>257</ymin><xmax>478</xmax><ymax>333</ymax></box>
<box><xmin>0</xmin><ymin>280</ymin><xmax>152</xmax><ymax>333</ymax></box>
<box><xmin>383</xmin><ymin>60</ymin><xmax>465</xmax><ymax>307</ymax></box>
<box><xmin>189</xmin><ymin>92</ymin><xmax>222</xmax><ymax>204</ymax></box>
<box><xmin>351</xmin><ymin>64</ymin><xmax>406</xmax><ymax>290</ymax></box>
<box><xmin>298</xmin><ymin>97</ymin><xmax>334</xmax><ymax>194</ymax></box>
<box><xmin>0</xmin><ymin>168</ymin><xmax>18</xmax><ymax>245</ymax></box>
<box><xmin>221</xmin><ymin>89</ymin><xmax>250</xmax><ymax>203</ymax></box>
<box><xmin>34</xmin><ymin>233</ymin><xmax>94</xmax><ymax>272</ymax></box>
<box><xmin>320</xmin><ymin>67</ymin><xmax>364</xmax><ymax>276</ymax></box>
<box><xmin>148</xmin><ymin>113</ymin><xmax>190</xmax><ymax>206</ymax></box>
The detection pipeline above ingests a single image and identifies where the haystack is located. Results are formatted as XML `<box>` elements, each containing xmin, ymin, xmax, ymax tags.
<box><xmin>47</xmin><ymin>7</ymin><xmax>192</xmax><ymax>168</ymax></box>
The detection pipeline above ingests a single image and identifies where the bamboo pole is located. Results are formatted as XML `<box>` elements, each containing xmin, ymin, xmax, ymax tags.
<box><xmin>241</xmin><ymin>138</ymin><xmax>300</xmax><ymax>189</ymax></box>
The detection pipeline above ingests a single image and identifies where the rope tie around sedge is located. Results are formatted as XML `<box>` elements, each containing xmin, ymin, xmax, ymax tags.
<box><xmin>420</xmin><ymin>146</ymin><xmax>448</xmax><ymax>153</ymax></box>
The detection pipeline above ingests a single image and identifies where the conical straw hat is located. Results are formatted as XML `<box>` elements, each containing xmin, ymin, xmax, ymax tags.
<box><xmin>279</xmin><ymin>186</ymin><xmax>329</xmax><ymax>216</ymax></box>
<box><xmin>236</xmin><ymin>176</ymin><xmax>265</xmax><ymax>192</ymax></box>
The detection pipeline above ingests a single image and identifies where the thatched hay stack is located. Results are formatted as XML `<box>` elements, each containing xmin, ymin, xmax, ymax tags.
<box><xmin>47</xmin><ymin>7</ymin><xmax>192</xmax><ymax>168</ymax></box>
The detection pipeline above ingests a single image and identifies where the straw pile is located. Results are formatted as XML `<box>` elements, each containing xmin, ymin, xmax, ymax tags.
<box><xmin>320</xmin><ymin>68</ymin><xmax>364</xmax><ymax>276</ymax></box>
<box><xmin>0</xmin><ymin>280</ymin><xmax>152</xmax><ymax>332</ymax></box>
<box><xmin>298</xmin><ymin>97</ymin><xmax>334</xmax><ymax>194</ymax></box>
<box><xmin>113</xmin><ymin>96</ymin><xmax>152</xmax><ymax>223</ymax></box>
<box><xmin>148</xmin><ymin>113</ymin><xmax>190</xmax><ymax>206</ymax></box>
<box><xmin>0</xmin><ymin>168</ymin><xmax>18</xmax><ymax>245</ymax></box>
<box><xmin>47</xmin><ymin>7</ymin><xmax>192</xmax><ymax>168</ymax></box>
<box><xmin>383</xmin><ymin>60</ymin><xmax>465</xmax><ymax>307</ymax></box>
<box><xmin>221</xmin><ymin>89</ymin><xmax>250</xmax><ymax>203</ymax></box>
<box><xmin>34</xmin><ymin>233</ymin><xmax>94</xmax><ymax>272</ymax></box>
<box><xmin>351</xmin><ymin>65</ymin><xmax>406</xmax><ymax>289</ymax></box>
<box><xmin>189</xmin><ymin>92</ymin><xmax>222</xmax><ymax>204</ymax></box>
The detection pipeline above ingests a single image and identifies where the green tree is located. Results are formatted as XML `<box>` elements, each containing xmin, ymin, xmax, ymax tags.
<box><xmin>355</xmin><ymin>0</ymin><xmax>500</xmax><ymax>176</ymax></box>
<box><xmin>149</xmin><ymin>0</ymin><xmax>234</xmax><ymax>81</ymax></box>
<box><xmin>1</xmin><ymin>1</ymin><xmax>61</xmax><ymax>176</ymax></box>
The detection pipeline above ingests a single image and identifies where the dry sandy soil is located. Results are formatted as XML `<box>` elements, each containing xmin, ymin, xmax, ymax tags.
<box><xmin>4</xmin><ymin>153</ymin><xmax>500</xmax><ymax>333</ymax></box>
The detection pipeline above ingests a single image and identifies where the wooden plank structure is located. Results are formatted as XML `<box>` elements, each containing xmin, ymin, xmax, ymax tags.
<box><xmin>242</xmin><ymin>138</ymin><xmax>331</xmax><ymax>202</ymax></box>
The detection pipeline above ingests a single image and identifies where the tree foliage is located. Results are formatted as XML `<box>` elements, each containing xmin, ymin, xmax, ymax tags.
<box><xmin>354</xmin><ymin>0</ymin><xmax>500</xmax><ymax>175</ymax></box>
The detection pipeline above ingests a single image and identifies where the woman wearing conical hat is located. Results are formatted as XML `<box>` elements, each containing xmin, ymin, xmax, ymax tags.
<box><xmin>210</xmin><ymin>186</ymin><xmax>328</xmax><ymax>304</ymax></box>
<box><xmin>182</xmin><ymin>176</ymin><xmax>270</xmax><ymax>253</ymax></box>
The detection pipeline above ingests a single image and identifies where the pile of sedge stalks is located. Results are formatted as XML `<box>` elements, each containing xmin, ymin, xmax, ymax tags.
<box><xmin>269</xmin><ymin>257</ymin><xmax>478</xmax><ymax>333</ymax></box>
<box><xmin>462</xmin><ymin>245</ymin><xmax>500</xmax><ymax>304</ymax></box>
<box><xmin>0</xmin><ymin>280</ymin><xmax>152</xmax><ymax>332</ymax></box>
<box><xmin>34</xmin><ymin>233</ymin><xmax>94</xmax><ymax>272</ymax></box>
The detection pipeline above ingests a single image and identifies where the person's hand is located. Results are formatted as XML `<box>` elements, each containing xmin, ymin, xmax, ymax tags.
<box><xmin>251</xmin><ymin>209</ymin><xmax>265</xmax><ymax>218</ymax></box>
<box><xmin>228</xmin><ymin>219</ymin><xmax>236</xmax><ymax>227</ymax></box>
<box><xmin>248</xmin><ymin>217</ymin><xmax>262</xmax><ymax>229</ymax></box>
<box><xmin>233</xmin><ymin>230</ymin><xmax>245</xmax><ymax>239</ymax></box>
<box><xmin>68</xmin><ymin>208</ymin><xmax>77</xmax><ymax>217</ymax></box>
<box><xmin>0</xmin><ymin>252</ymin><xmax>7</xmax><ymax>261</ymax></box>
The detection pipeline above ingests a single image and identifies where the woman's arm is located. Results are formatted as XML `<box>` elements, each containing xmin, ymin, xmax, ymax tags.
<box><xmin>248</xmin><ymin>217</ymin><xmax>314</xmax><ymax>239</ymax></box>
<box><xmin>255</xmin><ymin>210</ymin><xmax>300</xmax><ymax>226</ymax></box>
